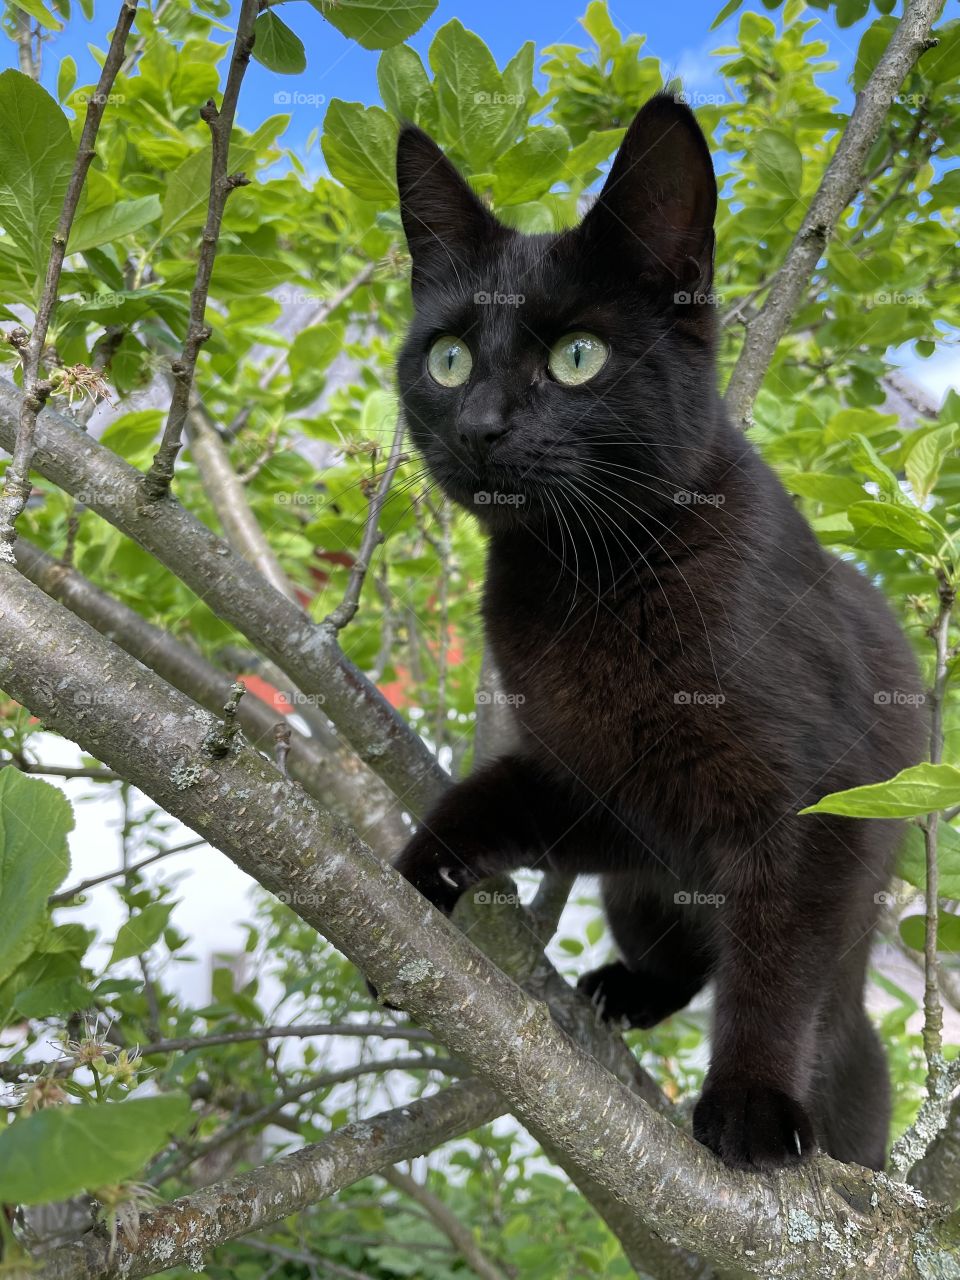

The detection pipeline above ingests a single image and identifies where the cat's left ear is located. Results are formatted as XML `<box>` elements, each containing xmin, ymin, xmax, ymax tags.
<box><xmin>580</xmin><ymin>93</ymin><xmax>717</xmax><ymax>294</ymax></box>
<box><xmin>396</xmin><ymin>125</ymin><xmax>503</xmax><ymax>297</ymax></box>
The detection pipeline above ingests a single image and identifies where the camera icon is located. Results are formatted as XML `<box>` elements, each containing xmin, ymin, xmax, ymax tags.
<box><xmin>476</xmin><ymin>691</ymin><xmax>491</xmax><ymax>705</ymax></box>
<box><xmin>873</xmin><ymin>891</ymin><xmax>895</xmax><ymax>905</ymax></box>
<box><xmin>474</xmin><ymin>291</ymin><xmax>491</xmax><ymax>304</ymax></box>
<box><xmin>274</xmin><ymin>91</ymin><xmax>292</xmax><ymax>105</ymax></box>
<box><xmin>673</xmin><ymin>691</ymin><xmax>691</xmax><ymax>705</ymax></box>
<box><xmin>674</xmin><ymin>891</ymin><xmax>692</xmax><ymax>905</ymax></box>
<box><xmin>474</xmin><ymin>491</ymin><xmax>491</xmax><ymax>504</ymax></box>
<box><xmin>474</xmin><ymin>890</ymin><xmax>491</xmax><ymax>904</ymax></box>
<box><xmin>673</xmin><ymin>490</ymin><xmax>691</xmax><ymax>504</ymax></box>
<box><xmin>674</xmin><ymin>291</ymin><xmax>691</xmax><ymax>304</ymax></box>
<box><xmin>873</xmin><ymin>691</ymin><xmax>891</xmax><ymax>705</ymax></box>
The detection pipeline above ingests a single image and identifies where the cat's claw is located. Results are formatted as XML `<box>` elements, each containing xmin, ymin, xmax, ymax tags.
<box><xmin>693</xmin><ymin>1077</ymin><xmax>816</xmax><ymax>1171</ymax></box>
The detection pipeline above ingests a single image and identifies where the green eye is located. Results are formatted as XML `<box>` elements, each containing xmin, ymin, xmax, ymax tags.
<box><xmin>548</xmin><ymin>332</ymin><xmax>608</xmax><ymax>385</ymax></box>
<box><xmin>428</xmin><ymin>335</ymin><xmax>473</xmax><ymax>387</ymax></box>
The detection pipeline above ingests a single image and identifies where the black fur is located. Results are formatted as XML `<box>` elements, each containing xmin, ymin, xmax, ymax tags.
<box><xmin>390</xmin><ymin>94</ymin><xmax>925</xmax><ymax>1171</ymax></box>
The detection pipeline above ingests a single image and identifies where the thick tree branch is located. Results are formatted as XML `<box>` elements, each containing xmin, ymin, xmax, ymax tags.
<box><xmin>2</xmin><ymin>564</ymin><xmax>956</xmax><ymax>1280</ymax></box>
<box><xmin>723</xmin><ymin>0</ymin><xmax>945</xmax><ymax>427</ymax></box>
<box><xmin>142</xmin><ymin>0</ymin><xmax>259</xmax><ymax>500</ymax></box>
<box><xmin>0</xmin><ymin>0</ymin><xmax>138</xmax><ymax>556</ymax></box>
<box><xmin>0</xmin><ymin>380</ymin><xmax>448</xmax><ymax>815</ymax></box>
<box><xmin>12</xmin><ymin>538</ymin><xmax>405</xmax><ymax>850</ymax></box>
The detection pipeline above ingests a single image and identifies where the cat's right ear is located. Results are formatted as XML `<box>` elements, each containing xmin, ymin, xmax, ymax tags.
<box><xmin>396</xmin><ymin>126</ymin><xmax>502</xmax><ymax>297</ymax></box>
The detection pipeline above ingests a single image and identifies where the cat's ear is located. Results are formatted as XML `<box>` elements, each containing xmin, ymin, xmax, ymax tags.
<box><xmin>396</xmin><ymin>125</ymin><xmax>502</xmax><ymax>296</ymax></box>
<box><xmin>580</xmin><ymin>94</ymin><xmax>717</xmax><ymax>293</ymax></box>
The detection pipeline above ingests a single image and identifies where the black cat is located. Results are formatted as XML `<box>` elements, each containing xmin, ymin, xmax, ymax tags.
<box><xmin>389</xmin><ymin>93</ymin><xmax>925</xmax><ymax>1171</ymax></box>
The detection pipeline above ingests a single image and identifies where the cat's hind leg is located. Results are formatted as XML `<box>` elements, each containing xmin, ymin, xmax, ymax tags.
<box><xmin>578</xmin><ymin>875</ymin><xmax>712</xmax><ymax>1028</ymax></box>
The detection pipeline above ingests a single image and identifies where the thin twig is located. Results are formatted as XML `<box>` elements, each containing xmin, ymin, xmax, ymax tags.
<box><xmin>891</xmin><ymin>575</ymin><xmax>958</xmax><ymax>1176</ymax></box>
<box><xmin>49</xmin><ymin>839</ymin><xmax>206</xmax><ymax>906</ymax></box>
<box><xmin>323</xmin><ymin>413</ymin><xmax>408</xmax><ymax>632</ymax></box>
<box><xmin>0</xmin><ymin>0</ymin><xmax>138</xmax><ymax>557</ymax></box>
<box><xmin>142</xmin><ymin>0</ymin><xmax>259</xmax><ymax>500</ymax></box>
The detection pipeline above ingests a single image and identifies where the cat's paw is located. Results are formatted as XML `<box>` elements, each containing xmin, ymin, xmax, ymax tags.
<box><xmin>394</xmin><ymin>842</ymin><xmax>473</xmax><ymax>915</ymax></box>
<box><xmin>577</xmin><ymin>961</ymin><xmax>681</xmax><ymax>1029</ymax></box>
<box><xmin>693</xmin><ymin>1077</ymin><xmax>816</xmax><ymax>1171</ymax></box>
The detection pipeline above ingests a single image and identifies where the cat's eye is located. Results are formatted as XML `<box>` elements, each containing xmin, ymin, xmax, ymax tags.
<box><xmin>547</xmin><ymin>332</ymin><xmax>609</xmax><ymax>385</ymax></box>
<box><xmin>427</xmin><ymin>335</ymin><xmax>473</xmax><ymax>388</ymax></box>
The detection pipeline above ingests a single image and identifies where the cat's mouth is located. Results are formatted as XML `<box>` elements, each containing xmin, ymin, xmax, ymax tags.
<box><xmin>431</xmin><ymin>457</ymin><xmax>539</xmax><ymax>526</ymax></box>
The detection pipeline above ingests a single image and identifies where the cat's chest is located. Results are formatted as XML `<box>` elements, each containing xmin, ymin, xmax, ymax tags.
<box><xmin>484</xmin><ymin>581</ymin><xmax>681</xmax><ymax>775</ymax></box>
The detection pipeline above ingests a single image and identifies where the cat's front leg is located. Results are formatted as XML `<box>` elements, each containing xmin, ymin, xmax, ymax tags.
<box><xmin>393</xmin><ymin>753</ymin><xmax>580</xmax><ymax>915</ymax></box>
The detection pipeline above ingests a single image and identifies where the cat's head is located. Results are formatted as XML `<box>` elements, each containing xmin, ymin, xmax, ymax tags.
<box><xmin>396</xmin><ymin>93</ymin><xmax>721</xmax><ymax>536</ymax></box>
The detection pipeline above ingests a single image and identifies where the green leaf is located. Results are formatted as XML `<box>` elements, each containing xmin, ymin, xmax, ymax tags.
<box><xmin>429</xmin><ymin>21</ymin><xmax>527</xmax><ymax>168</ymax></box>
<box><xmin>160</xmin><ymin>139</ymin><xmax>254</xmax><ymax>236</ymax></box>
<box><xmin>110</xmin><ymin>902</ymin><xmax>175</xmax><ymax>964</ymax></box>
<box><xmin>321</xmin><ymin>99</ymin><xmax>397</xmax><ymax>203</ymax></box>
<box><xmin>252</xmin><ymin>11</ymin><xmax>306</xmax><ymax>75</ymax></box>
<box><xmin>320</xmin><ymin>0</ymin><xmax>438</xmax><ymax>50</ymax></box>
<box><xmin>99</xmin><ymin>409</ymin><xmax>163</xmax><ymax>460</ymax></box>
<box><xmin>800</xmin><ymin>765</ymin><xmax>960</xmax><ymax>820</ymax></box>
<box><xmin>899</xmin><ymin>822</ymin><xmax>960</xmax><ymax>900</ymax></box>
<box><xmin>754</xmin><ymin>129</ymin><xmax>803</xmax><ymax>198</ymax></box>
<box><xmin>0</xmin><ymin>1095</ymin><xmax>191</xmax><ymax>1203</ymax></box>
<box><xmin>0</xmin><ymin>771</ymin><xmax>72</xmax><ymax>986</ymax></box>
<box><xmin>780</xmin><ymin>471</ymin><xmax>866</xmax><ymax>509</ymax></box>
<box><xmin>492</xmin><ymin>126</ymin><xmax>572</xmax><ymax>206</ymax></box>
<box><xmin>289</xmin><ymin>321</ymin><xmax>345</xmax><ymax>382</ymax></box>
<box><xmin>825</xmin><ymin>408</ymin><xmax>899</xmax><ymax>443</ymax></box>
<box><xmin>900</xmin><ymin>912</ymin><xmax>960</xmax><ymax>954</ymax></box>
<box><xmin>711</xmin><ymin>0</ymin><xmax>744</xmax><ymax>28</ymax></box>
<box><xmin>57</xmin><ymin>55</ymin><xmax>77</xmax><ymax>103</ymax></box>
<box><xmin>68</xmin><ymin>195</ymin><xmax>161</xmax><ymax>253</ymax></box>
<box><xmin>904</xmin><ymin>425</ymin><xmax>960</xmax><ymax>504</ymax></box>
<box><xmin>846</xmin><ymin>500</ymin><xmax>934</xmax><ymax>553</ymax></box>
<box><xmin>13</xmin><ymin>0</ymin><xmax>62</xmax><ymax>31</ymax></box>
<box><xmin>0</xmin><ymin>70</ymin><xmax>75</xmax><ymax>275</ymax></box>
<box><xmin>377</xmin><ymin>44</ymin><xmax>435</xmax><ymax>128</ymax></box>
<box><xmin>15</xmin><ymin>976</ymin><xmax>91</xmax><ymax>1018</ymax></box>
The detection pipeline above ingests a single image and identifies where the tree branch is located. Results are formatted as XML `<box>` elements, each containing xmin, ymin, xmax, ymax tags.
<box><xmin>0</xmin><ymin>0</ymin><xmax>138</xmax><ymax>556</ymax></box>
<box><xmin>0</xmin><ymin>390</ymin><xmax>448</xmax><ymax>815</ymax></box>
<box><xmin>12</xmin><ymin>538</ymin><xmax>405</xmax><ymax>851</ymax></box>
<box><xmin>723</xmin><ymin>0</ymin><xmax>945</xmax><ymax>428</ymax></box>
<box><xmin>142</xmin><ymin>0</ymin><xmax>259</xmax><ymax>500</ymax></box>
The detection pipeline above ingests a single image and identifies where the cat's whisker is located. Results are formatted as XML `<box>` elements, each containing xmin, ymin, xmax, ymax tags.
<box><xmin>573</xmin><ymin>471</ymin><xmax>720</xmax><ymax>688</ymax></box>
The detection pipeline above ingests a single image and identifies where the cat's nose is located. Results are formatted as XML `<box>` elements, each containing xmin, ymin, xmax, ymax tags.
<box><xmin>457</xmin><ymin>409</ymin><xmax>509</xmax><ymax>459</ymax></box>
